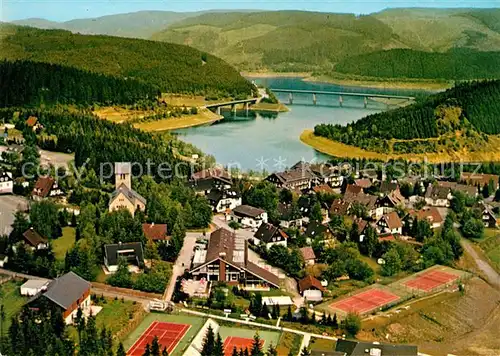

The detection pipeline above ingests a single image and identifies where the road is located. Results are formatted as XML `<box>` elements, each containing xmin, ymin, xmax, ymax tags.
<box><xmin>0</xmin><ymin>195</ymin><xmax>29</xmax><ymax>235</ymax></box>
<box><xmin>461</xmin><ymin>238</ymin><xmax>500</xmax><ymax>289</ymax></box>
<box><xmin>162</xmin><ymin>232</ymin><xmax>201</xmax><ymax>301</ymax></box>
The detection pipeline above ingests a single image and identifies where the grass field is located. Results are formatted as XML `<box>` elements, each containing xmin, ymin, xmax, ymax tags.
<box><xmin>134</xmin><ymin>109</ymin><xmax>221</xmax><ymax>131</ymax></box>
<box><xmin>477</xmin><ymin>228</ymin><xmax>500</xmax><ymax>274</ymax></box>
<box><xmin>0</xmin><ymin>280</ymin><xmax>29</xmax><ymax>331</ymax></box>
<box><xmin>276</xmin><ymin>331</ymin><xmax>303</xmax><ymax>356</ymax></box>
<box><xmin>300</xmin><ymin>130</ymin><xmax>500</xmax><ymax>163</ymax></box>
<box><xmin>309</xmin><ymin>337</ymin><xmax>337</xmax><ymax>354</ymax></box>
<box><xmin>52</xmin><ymin>227</ymin><xmax>76</xmax><ymax>260</ymax></box>
<box><xmin>123</xmin><ymin>313</ymin><xmax>206</xmax><ymax>356</ymax></box>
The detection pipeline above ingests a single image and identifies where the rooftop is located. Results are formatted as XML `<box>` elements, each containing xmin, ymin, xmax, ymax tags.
<box><xmin>42</xmin><ymin>272</ymin><xmax>91</xmax><ymax>311</ymax></box>
<box><xmin>232</xmin><ymin>204</ymin><xmax>265</xmax><ymax>218</ymax></box>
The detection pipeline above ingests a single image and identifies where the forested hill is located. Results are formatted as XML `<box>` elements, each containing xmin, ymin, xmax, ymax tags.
<box><xmin>0</xmin><ymin>24</ymin><xmax>255</xmax><ymax>98</ymax></box>
<box><xmin>0</xmin><ymin>60</ymin><xmax>160</xmax><ymax>107</ymax></box>
<box><xmin>314</xmin><ymin>80</ymin><xmax>500</xmax><ymax>153</ymax></box>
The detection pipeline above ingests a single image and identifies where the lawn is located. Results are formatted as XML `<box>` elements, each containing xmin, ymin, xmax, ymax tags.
<box><xmin>276</xmin><ymin>331</ymin><xmax>303</xmax><ymax>356</ymax></box>
<box><xmin>123</xmin><ymin>313</ymin><xmax>206</xmax><ymax>356</ymax></box>
<box><xmin>309</xmin><ymin>337</ymin><xmax>337</xmax><ymax>353</ymax></box>
<box><xmin>0</xmin><ymin>280</ymin><xmax>29</xmax><ymax>331</ymax></box>
<box><xmin>52</xmin><ymin>227</ymin><xmax>76</xmax><ymax>260</ymax></box>
<box><xmin>477</xmin><ymin>228</ymin><xmax>500</xmax><ymax>273</ymax></box>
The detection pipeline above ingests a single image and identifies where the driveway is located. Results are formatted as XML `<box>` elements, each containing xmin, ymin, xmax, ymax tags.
<box><xmin>0</xmin><ymin>195</ymin><xmax>29</xmax><ymax>235</ymax></box>
<box><xmin>462</xmin><ymin>238</ymin><xmax>500</xmax><ymax>289</ymax></box>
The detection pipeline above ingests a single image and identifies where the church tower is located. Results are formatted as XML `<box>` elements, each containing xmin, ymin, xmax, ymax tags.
<box><xmin>115</xmin><ymin>162</ymin><xmax>131</xmax><ymax>189</ymax></box>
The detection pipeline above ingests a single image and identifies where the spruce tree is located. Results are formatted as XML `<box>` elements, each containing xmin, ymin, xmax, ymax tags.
<box><xmin>201</xmin><ymin>325</ymin><xmax>215</xmax><ymax>356</ymax></box>
<box><xmin>151</xmin><ymin>336</ymin><xmax>161</xmax><ymax>356</ymax></box>
<box><xmin>116</xmin><ymin>343</ymin><xmax>126</xmax><ymax>356</ymax></box>
<box><xmin>214</xmin><ymin>333</ymin><xmax>224</xmax><ymax>356</ymax></box>
<box><xmin>250</xmin><ymin>332</ymin><xmax>263</xmax><ymax>356</ymax></box>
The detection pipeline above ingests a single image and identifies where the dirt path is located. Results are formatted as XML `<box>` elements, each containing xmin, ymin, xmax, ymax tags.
<box><xmin>461</xmin><ymin>238</ymin><xmax>500</xmax><ymax>289</ymax></box>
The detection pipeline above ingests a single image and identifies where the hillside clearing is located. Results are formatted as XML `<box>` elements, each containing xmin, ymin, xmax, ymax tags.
<box><xmin>134</xmin><ymin>109</ymin><xmax>221</xmax><ymax>131</ymax></box>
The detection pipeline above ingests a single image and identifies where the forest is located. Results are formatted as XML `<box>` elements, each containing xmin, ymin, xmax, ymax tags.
<box><xmin>314</xmin><ymin>80</ymin><xmax>500</xmax><ymax>152</ymax></box>
<box><xmin>0</xmin><ymin>24</ymin><xmax>255</xmax><ymax>98</ymax></box>
<box><xmin>0</xmin><ymin>60</ymin><xmax>160</xmax><ymax>107</ymax></box>
<box><xmin>335</xmin><ymin>48</ymin><xmax>500</xmax><ymax>80</ymax></box>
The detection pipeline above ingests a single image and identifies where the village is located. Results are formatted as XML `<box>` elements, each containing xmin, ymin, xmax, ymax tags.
<box><xmin>0</xmin><ymin>115</ymin><xmax>500</xmax><ymax>356</ymax></box>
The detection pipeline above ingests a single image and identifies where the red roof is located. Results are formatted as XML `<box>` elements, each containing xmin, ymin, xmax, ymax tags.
<box><xmin>26</xmin><ymin>116</ymin><xmax>38</xmax><ymax>127</ymax></box>
<box><xmin>32</xmin><ymin>177</ymin><xmax>55</xmax><ymax>198</ymax></box>
<box><xmin>142</xmin><ymin>223</ymin><xmax>168</xmax><ymax>241</ymax></box>
<box><xmin>345</xmin><ymin>184</ymin><xmax>363</xmax><ymax>195</ymax></box>
<box><xmin>382</xmin><ymin>211</ymin><xmax>403</xmax><ymax>230</ymax></box>
<box><xmin>408</xmin><ymin>207</ymin><xmax>443</xmax><ymax>225</ymax></box>
<box><xmin>298</xmin><ymin>275</ymin><xmax>325</xmax><ymax>293</ymax></box>
<box><xmin>300</xmin><ymin>247</ymin><xmax>316</xmax><ymax>261</ymax></box>
<box><xmin>378</xmin><ymin>234</ymin><xmax>396</xmax><ymax>242</ymax></box>
<box><xmin>313</xmin><ymin>184</ymin><xmax>334</xmax><ymax>194</ymax></box>
<box><xmin>354</xmin><ymin>179</ymin><xmax>372</xmax><ymax>189</ymax></box>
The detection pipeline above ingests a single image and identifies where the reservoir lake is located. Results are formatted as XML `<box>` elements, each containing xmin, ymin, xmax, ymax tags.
<box><xmin>174</xmin><ymin>77</ymin><xmax>425</xmax><ymax>171</ymax></box>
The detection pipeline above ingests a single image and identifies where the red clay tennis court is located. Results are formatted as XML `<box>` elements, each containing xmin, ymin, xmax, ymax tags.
<box><xmin>329</xmin><ymin>288</ymin><xmax>400</xmax><ymax>314</ymax></box>
<box><xmin>223</xmin><ymin>336</ymin><xmax>264</xmax><ymax>356</ymax></box>
<box><xmin>127</xmin><ymin>321</ymin><xmax>190</xmax><ymax>356</ymax></box>
<box><xmin>404</xmin><ymin>270</ymin><xmax>458</xmax><ymax>292</ymax></box>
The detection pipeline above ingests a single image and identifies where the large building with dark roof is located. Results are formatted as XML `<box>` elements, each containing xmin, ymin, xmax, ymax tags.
<box><xmin>190</xmin><ymin>228</ymin><xmax>280</xmax><ymax>289</ymax></box>
<box><xmin>335</xmin><ymin>340</ymin><xmax>417</xmax><ymax>356</ymax></box>
<box><xmin>103</xmin><ymin>242</ymin><xmax>144</xmax><ymax>273</ymax></box>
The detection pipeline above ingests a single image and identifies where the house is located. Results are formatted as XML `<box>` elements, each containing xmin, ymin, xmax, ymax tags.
<box><xmin>378</xmin><ymin>189</ymin><xmax>405</xmax><ymax>213</ymax></box>
<box><xmin>206</xmin><ymin>188</ymin><xmax>241</xmax><ymax>213</ymax></box>
<box><xmin>304</xmin><ymin>221</ymin><xmax>328</xmax><ymax>240</ymax></box>
<box><xmin>376</xmin><ymin>212</ymin><xmax>403</xmax><ymax>235</ymax></box>
<box><xmin>0</xmin><ymin>170</ymin><xmax>13</xmax><ymax>194</ymax></box>
<box><xmin>345</xmin><ymin>184</ymin><xmax>363</xmax><ymax>196</ymax></box>
<box><xmin>354</xmin><ymin>178</ymin><xmax>372</xmax><ymax>189</ymax></box>
<box><xmin>406</xmin><ymin>207</ymin><xmax>443</xmax><ymax>230</ymax></box>
<box><xmin>253</xmin><ymin>223</ymin><xmax>288</xmax><ymax>248</ymax></box>
<box><xmin>330</xmin><ymin>199</ymin><xmax>350</xmax><ymax>216</ymax></box>
<box><xmin>32</xmin><ymin>176</ymin><xmax>64</xmax><ymax>200</ymax></box>
<box><xmin>103</xmin><ymin>242</ymin><xmax>144</xmax><ymax>273</ymax></box>
<box><xmin>309</xmin><ymin>163</ymin><xmax>343</xmax><ymax>187</ymax></box>
<box><xmin>424</xmin><ymin>184</ymin><xmax>451</xmax><ymax>207</ymax></box>
<box><xmin>189</xmin><ymin>167</ymin><xmax>233</xmax><ymax>196</ymax></box>
<box><xmin>437</xmin><ymin>181</ymin><xmax>478</xmax><ymax>197</ymax></box>
<box><xmin>265</xmin><ymin>165</ymin><xmax>315</xmax><ymax>191</ymax></box>
<box><xmin>298</xmin><ymin>275</ymin><xmax>325</xmax><ymax>301</ymax></box>
<box><xmin>277</xmin><ymin>203</ymin><xmax>304</xmax><ymax>228</ymax></box>
<box><xmin>312</xmin><ymin>184</ymin><xmax>334</xmax><ymax>195</ymax></box>
<box><xmin>379</xmin><ymin>181</ymin><xmax>399</xmax><ymax>195</ymax></box>
<box><xmin>461</xmin><ymin>172</ymin><xmax>499</xmax><ymax>190</ymax></box>
<box><xmin>335</xmin><ymin>340</ymin><xmax>418</xmax><ymax>356</ymax></box>
<box><xmin>23</xmin><ymin>228</ymin><xmax>49</xmax><ymax>250</ymax></box>
<box><xmin>300</xmin><ymin>247</ymin><xmax>316</xmax><ymax>265</ymax></box>
<box><xmin>142</xmin><ymin>223</ymin><xmax>169</xmax><ymax>242</ymax></box>
<box><xmin>352</xmin><ymin>217</ymin><xmax>369</xmax><ymax>240</ymax></box>
<box><xmin>28</xmin><ymin>272</ymin><xmax>92</xmax><ymax>324</ymax></box>
<box><xmin>479</xmin><ymin>202</ymin><xmax>498</xmax><ymax>228</ymax></box>
<box><xmin>26</xmin><ymin>116</ymin><xmax>43</xmax><ymax>131</ymax></box>
<box><xmin>190</xmin><ymin>228</ymin><xmax>280</xmax><ymax>289</ymax></box>
<box><xmin>344</xmin><ymin>191</ymin><xmax>381</xmax><ymax>218</ymax></box>
<box><xmin>108</xmin><ymin>162</ymin><xmax>146</xmax><ymax>216</ymax></box>
<box><xmin>20</xmin><ymin>279</ymin><xmax>50</xmax><ymax>296</ymax></box>
<box><xmin>230</xmin><ymin>205</ymin><xmax>268</xmax><ymax>229</ymax></box>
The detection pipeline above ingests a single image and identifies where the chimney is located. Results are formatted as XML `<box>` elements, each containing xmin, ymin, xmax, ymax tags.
<box><xmin>244</xmin><ymin>240</ymin><xmax>249</xmax><ymax>266</ymax></box>
<box><xmin>151</xmin><ymin>222</ymin><xmax>154</xmax><ymax>227</ymax></box>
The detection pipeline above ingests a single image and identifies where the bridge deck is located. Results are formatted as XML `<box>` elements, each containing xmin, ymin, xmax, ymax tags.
<box><xmin>270</xmin><ymin>88</ymin><xmax>415</xmax><ymax>100</ymax></box>
<box><xmin>205</xmin><ymin>98</ymin><xmax>258</xmax><ymax>108</ymax></box>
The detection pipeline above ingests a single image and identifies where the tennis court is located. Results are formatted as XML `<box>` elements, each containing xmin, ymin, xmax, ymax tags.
<box><xmin>404</xmin><ymin>270</ymin><xmax>458</xmax><ymax>292</ymax></box>
<box><xmin>329</xmin><ymin>288</ymin><xmax>400</xmax><ymax>314</ymax></box>
<box><xmin>127</xmin><ymin>321</ymin><xmax>190</xmax><ymax>356</ymax></box>
<box><xmin>223</xmin><ymin>336</ymin><xmax>264</xmax><ymax>356</ymax></box>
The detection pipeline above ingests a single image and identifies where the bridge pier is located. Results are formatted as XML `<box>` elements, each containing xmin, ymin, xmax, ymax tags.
<box><xmin>231</xmin><ymin>104</ymin><xmax>236</xmax><ymax>114</ymax></box>
<box><xmin>312</xmin><ymin>93</ymin><xmax>317</xmax><ymax>105</ymax></box>
<box><xmin>245</xmin><ymin>102</ymin><xmax>249</xmax><ymax>116</ymax></box>
<box><xmin>339</xmin><ymin>95</ymin><xmax>343</xmax><ymax>107</ymax></box>
<box><xmin>289</xmin><ymin>92</ymin><xmax>293</xmax><ymax>105</ymax></box>
<box><xmin>364</xmin><ymin>96</ymin><xmax>368</xmax><ymax>108</ymax></box>
<box><xmin>216</xmin><ymin>107</ymin><xmax>221</xmax><ymax>116</ymax></box>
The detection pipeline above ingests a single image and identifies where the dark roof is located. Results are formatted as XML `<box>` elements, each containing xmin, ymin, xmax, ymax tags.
<box><xmin>206</xmin><ymin>188</ymin><xmax>240</xmax><ymax>205</ymax></box>
<box><xmin>32</xmin><ymin>176</ymin><xmax>55</xmax><ymax>198</ymax></box>
<box><xmin>311</xmin><ymin>351</ymin><xmax>345</xmax><ymax>356</ymax></box>
<box><xmin>254</xmin><ymin>223</ymin><xmax>288</xmax><ymax>243</ymax></box>
<box><xmin>437</xmin><ymin>181</ymin><xmax>477</xmax><ymax>197</ymax></box>
<box><xmin>267</xmin><ymin>167</ymin><xmax>315</xmax><ymax>184</ymax></box>
<box><xmin>305</xmin><ymin>221</ymin><xmax>327</xmax><ymax>238</ymax></box>
<box><xmin>104</xmin><ymin>242</ymin><xmax>144</xmax><ymax>266</ymax></box>
<box><xmin>298</xmin><ymin>275</ymin><xmax>325</xmax><ymax>293</ymax></box>
<box><xmin>300</xmin><ymin>247</ymin><xmax>316</xmax><ymax>261</ymax></box>
<box><xmin>245</xmin><ymin>261</ymin><xmax>280</xmax><ymax>288</ymax></box>
<box><xmin>335</xmin><ymin>340</ymin><xmax>418</xmax><ymax>356</ymax></box>
<box><xmin>23</xmin><ymin>228</ymin><xmax>47</xmax><ymax>247</ymax></box>
<box><xmin>345</xmin><ymin>192</ymin><xmax>378</xmax><ymax>210</ymax></box>
<box><xmin>110</xmin><ymin>183</ymin><xmax>147</xmax><ymax>206</ymax></box>
<box><xmin>142</xmin><ymin>223</ymin><xmax>168</xmax><ymax>241</ymax></box>
<box><xmin>42</xmin><ymin>272</ymin><xmax>91</xmax><ymax>311</ymax></box>
<box><xmin>380</xmin><ymin>181</ymin><xmax>398</xmax><ymax>194</ymax></box>
<box><xmin>191</xmin><ymin>167</ymin><xmax>231</xmax><ymax>181</ymax></box>
<box><xmin>461</xmin><ymin>172</ymin><xmax>499</xmax><ymax>187</ymax></box>
<box><xmin>330</xmin><ymin>199</ymin><xmax>350</xmax><ymax>215</ymax></box>
<box><xmin>204</xmin><ymin>228</ymin><xmax>238</xmax><ymax>264</ymax></box>
<box><xmin>232</xmin><ymin>204</ymin><xmax>265</xmax><ymax>218</ymax></box>
<box><xmin>345</xmin><ymin>184</ymin><xmax>363</xmax><ymax>195</ymax></box>
<box><xmin>425</xmin><ymin>185</ymin><xmax>450</xmax><ymax>200</ymax></box>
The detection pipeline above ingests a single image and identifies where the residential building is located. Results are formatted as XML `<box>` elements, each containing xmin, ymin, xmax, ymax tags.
<box><xmin>108</xmin><ymin>162</ymin><xmax>146</xmax><ymax>216</ymax></box>
<box><xmin>437</xmin><ymin>181</ymin><xmax>478</xmax><ymax>197</ymax></box>
<box><xmin>379</xmin><ymin>181</ymin><xmax>399</xmax><ymax>195</ymax></box>
<box><xmin>190</xmin><ymin>228</ymin><xmax>280</xmax><ymax>289</ymax></box>
<box><xmin>344</xmin><ymin>190</ymin><xmax>381</xmax><ymax>218</ymax></box>
<box><xmin>23</xmin><ymin>228</ymin><xmax>49</xmax><ymax>250</ymax></box>
<box><xmin>309</xmin><ymin>163</ymin><xmax>343</xmax><ymax>187</ymax></box>
<box><xmin>26</xmin><ymin>116</ymin><xmax>43</xmax><ymax>131</ymax></box>
<box><xmin>406</xmin><ymin>207</ymin><xmax>444</xmax><ymax>230</ymax></box>
<box><xmin>461</xmin><ymin>172</ymin><xmax>499</xmax><ymax>190</ymax></box>
<box><xmin>312</xmin><ymin>184</ymin><xmax>334</xmax><ymax>195</ymax></box>
<box><xmin>277</xmin><ymin>203</ymin><xmax>304</xmax><ymax>228</ymax></box>
<box><xmin>354</xmin><ymin>178</ymin><xmax>372</xmax><ymax>189</ymax></box>
<box><xmin>378</xmin><ymin>189</ymin><xmax>405</xmax><ymax>213</ymax></box>
<box><xmin>376</xmin><ymin>212</ymin><xmax>403</xmax><ymax>236</ymax></box>
<box><xmin>32</xmin><ymin>176</ymin><xmax>64</xmax><ymax>201</ymax></box>
<box><xmin>28</xmin><ymin>272</ymin><xmax>92</xmax><ymax>324</ymax></box>
<box><xmin>103</xmin><ymin>242</ymin><xmax>144</xmax><ymax>273</ymax></box>
<box><xmin>0</xmin><ymin>170</ymin><xmax>13</xmax><ymax>194</ymax></box>
<box><xmin>479</xmin><ymin>202</ymin><xmax>498</xmax><ymax>228</ymax></box>
<box><xmin>304</xmin><ymin>221</ymin><xmax>328</xmax><ymax>240</ymax></box>
<box><xmin>142</xmin><ymin>223</ymin><xmax>169</xmax><ymax>242</ymax></box>
<box><xmin>298</xmin><ymin>275</ymin><xmax>325</xmax><ymax>301</ymax></box>
<box><xmin>330</xmin><ymin>199</ymin><xmax>350</xmax><ymax>216</ymax></box>
<box><xmin>424</xmin><ymin>184</ymin><xmax>451</xmax><ymax>207</ymax></box>
<box><xmin>265</xmin><ymin>165</ymin><xmax>315</xmax><ymax>191</ymax></box>
<box><xmin>299</xmin><ymin>247</ymin><xmax>316</xmax><ymax>265</ymax></box>
<box><xmin>335</xmin><ymin>340</ymin><xmax>418</xmax><ymax>356</ymax></box>
<box><xmin>20</xmin><ymin>279</ymin><xmax>50</xmax><ymax>296</ymax></box>
<box><xmin>253</xmin><ymin>223</ymin><xmax>288</xmax><ymax>249</ymax></box>
<box><xmin>206</xmin><ymin>188</ymin><xmax>241</xmax><ymax>213</ymax></box>
<box><xmin>189</xmin><ymin>167</ymin><xmax>233</xmax><ymax>196</ymax></box>
<box><xmin>230</xmin><ymin>205</ymin><xmax>268</xmax><ymax>229</ymax></box>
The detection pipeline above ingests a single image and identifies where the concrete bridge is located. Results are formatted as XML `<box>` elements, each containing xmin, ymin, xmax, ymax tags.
<box><xmin>270</xmin><ymin>88</ymin><xmax>415</xmax><ymax>107</ymax></box>
<box><xmin>205</xmin><ymin>98</ymin><xmax>259</xmax><ymax>115</ymax></box>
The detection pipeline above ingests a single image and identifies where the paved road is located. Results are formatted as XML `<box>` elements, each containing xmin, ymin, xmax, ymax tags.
<box><xmin>461</xmin><ymin>238</ymin><xmax>500</xmax><ymax>289</ymax></box>
<box><xmin>163</xmin><ymin>232</ymin><xmax>201</xmax><ymax>301</ymax></box>
<box><xmin>0</xmin><ymin>195</ymin><xmax>29</xmax><ymax>235</ymax></box>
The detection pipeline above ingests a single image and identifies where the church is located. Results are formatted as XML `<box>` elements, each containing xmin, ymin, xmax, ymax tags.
<box><xmin>108</xmin><ymin>162</ymin><xmax>147</xmax><ymax>216</ymax></box>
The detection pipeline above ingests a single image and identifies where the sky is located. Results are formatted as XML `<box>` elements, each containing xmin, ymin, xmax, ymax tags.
<box><xmin>1</xmin><ymin>0</ymin><xmax>499</xmax><ymax>22</ymax></box>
